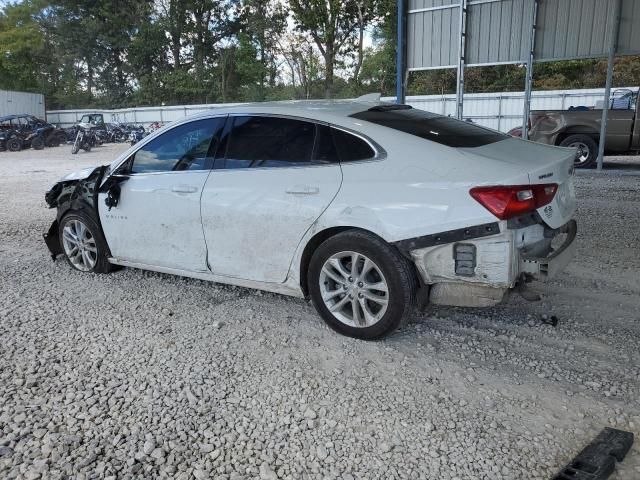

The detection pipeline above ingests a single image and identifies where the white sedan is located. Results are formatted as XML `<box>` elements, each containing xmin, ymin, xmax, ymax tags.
<box><xmin>44</xmin><ymin>96</ymin><xmax>577</xmax><ymax>339</ymax></box>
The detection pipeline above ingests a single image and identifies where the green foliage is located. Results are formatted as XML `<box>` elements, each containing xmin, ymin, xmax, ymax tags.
<box><xmin>0</xmin><ymin>0</ymin><xmax>49</xmax><ymax>93</ymax></box>
<box><xmin>1</xmin><ymin>0</ymin><xmax>639</xmax><ymax>109</ymax></box>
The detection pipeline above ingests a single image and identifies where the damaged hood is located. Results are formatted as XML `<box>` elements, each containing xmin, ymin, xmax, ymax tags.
<box><xmin>46</xmin><ymin>165</ymin><xmax>107</xmax><ymax>209</ymax></box>
<box><xmin>58</xmin><ymin>165</ymin><xmax>105</xmax><ymax>182</ymax></box>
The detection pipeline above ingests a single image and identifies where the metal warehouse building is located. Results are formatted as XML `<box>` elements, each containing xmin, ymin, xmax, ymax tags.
<box><xmin>0</xmin><ymin>90</ymin><xmax>46</xmax><ymax>119</ymax></box>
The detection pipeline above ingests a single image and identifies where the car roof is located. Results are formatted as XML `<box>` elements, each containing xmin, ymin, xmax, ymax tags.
<box><xmin>0</xmin><ymin>114</ymin><xmax>34</xmax><ymax>121</ymax></box>
<box><xmin>180</xmin><ymin>98</ymin><xmax>387</xmax><ymax>125</ymax></box>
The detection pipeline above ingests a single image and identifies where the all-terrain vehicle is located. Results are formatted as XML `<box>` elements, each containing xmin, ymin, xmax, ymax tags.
<box><xmin>0</xmin><ymin>114</ymin><xmax>66</xmax><ymax>151</ymax></box>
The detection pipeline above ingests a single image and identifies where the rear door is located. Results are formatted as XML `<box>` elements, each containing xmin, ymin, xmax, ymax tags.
<box><xmin>200</xmin><ymin>115</ymin><xmax>343</xmax><ymax>283</ymax></box>
<box><xmin>99</xmin><ymin>117</ymin><xmax>225</xmax><ymax>271</ymax></box>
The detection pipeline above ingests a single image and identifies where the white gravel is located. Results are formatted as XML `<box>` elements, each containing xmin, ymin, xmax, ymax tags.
<box><xmin>1</xmin><ymin>144</ymin><xmax>639</xmax><ymax>479</ymax></box>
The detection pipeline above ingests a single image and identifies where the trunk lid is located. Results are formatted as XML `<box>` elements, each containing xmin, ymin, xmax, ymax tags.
<box><xmin>462</xmin><ymin>138</ymin><xmax>577</xmax><ymax>228</ymax></box>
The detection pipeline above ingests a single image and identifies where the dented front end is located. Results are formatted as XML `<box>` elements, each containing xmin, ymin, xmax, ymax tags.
<box><xmin>43</xmin><ymin>165</ymin><xmax>107</xmax><ymax>259</ymax></box>
<box><xmin>404</xmin><ymin>216</ymin><xmax>577</xmax><ymax>307</ymax></box>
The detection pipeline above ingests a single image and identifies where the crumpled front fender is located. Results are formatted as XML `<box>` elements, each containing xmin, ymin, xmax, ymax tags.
<box><xmin>43</xmin><ymin>220</ymin><xmax>62</xmax><ymax>259</ymax></box>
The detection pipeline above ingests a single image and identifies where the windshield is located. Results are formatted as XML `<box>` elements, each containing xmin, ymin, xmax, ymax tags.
<box><xmin>350</xmin><ymin>106</ymin><xmax>508</xmax><ymax>148</ymax></box>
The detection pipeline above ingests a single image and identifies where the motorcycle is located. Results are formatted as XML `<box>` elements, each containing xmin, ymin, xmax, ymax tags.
<box><xmin>106</xmin><ymin>123</ymin><xmax>129</xmax><ymax>143</ymax></box>
<box><xmin>129</xmin><ymin>125</ymin><xmax>147</xmax><ymax>146</ymax></box>
<box><xmin>71</xmin><ymin>124</ymin><xmax>97</xmax><ymax>154</ymax></box>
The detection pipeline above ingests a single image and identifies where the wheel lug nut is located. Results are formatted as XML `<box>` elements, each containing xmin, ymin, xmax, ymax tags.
<box><xmin>348</xmin><ymin>277</ymin><xmax>353</xmax><ymax>282</ymax></box>
<box><xmin>358</xmin><ymin>293</ymin><xmax>363</xmax><ymax>298</ymax></box>
<box><xmin>358</xmin><ymin>282</ymin><xmax>363</xmax><ymax>287</ymax></box>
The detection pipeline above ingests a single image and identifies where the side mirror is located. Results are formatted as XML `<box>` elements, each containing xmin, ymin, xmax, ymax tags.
<box><xmin>99</xmin><ymin>174</ymin><xmax>129</xmax><ymax>211</ymax></box>
<box><xmin>104</xmin><ymin>185</ymin><xmax>121</xmax><ymax>211</ymax></box>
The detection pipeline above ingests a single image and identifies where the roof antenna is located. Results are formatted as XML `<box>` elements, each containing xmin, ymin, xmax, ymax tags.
<box><xmin>355</xmin><ymin>93</ymin><xmax>382</xmax><ymax>102</ymax></box>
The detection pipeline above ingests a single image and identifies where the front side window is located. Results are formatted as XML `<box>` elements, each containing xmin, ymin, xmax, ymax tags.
<box><xmin>222</xmin><ymin>116</ymin><xmax>316</xmax><ymax>168</ymax></box>
<box><xmin>16</xmin><ymin>117</ymin><xmax>30</xmax><ymax>130</ymax></box>
<box><xmin>129</xmin><ymin>118</ymin><xmax>224</xmax><ymax>174</ymax></box>
<box><xmin>351</xmin><ymin>105</ymin><xmax>507</xmax><ymax>148</ymax></box>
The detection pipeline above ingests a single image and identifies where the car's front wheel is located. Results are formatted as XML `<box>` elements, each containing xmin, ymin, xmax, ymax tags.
<box><xmin>6</xmin><ymin>137</ymin><xmax>22</xmax><ymax>152</ymax></box>
<box><xmin>308</xmin><ymin>230</ymin><xmax>417</xmax><ymax>340</ymax></box>
<box><xmin>59</xmin><ymin>212</ymin><xmax>112</xmax><ymax>273</ymax></box>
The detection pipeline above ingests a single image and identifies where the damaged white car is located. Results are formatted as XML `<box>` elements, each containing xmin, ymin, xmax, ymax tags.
<box><xmin>44</xmin><ymin>97</ymin><xmax>577</xmax><ymax>339</ymax></box>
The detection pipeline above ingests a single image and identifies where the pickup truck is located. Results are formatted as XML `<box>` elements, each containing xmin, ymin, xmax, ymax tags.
<box><xmin>509</xmin><ymin>89</ymin><xmax>640</xmax><ymax>168</ymax></box>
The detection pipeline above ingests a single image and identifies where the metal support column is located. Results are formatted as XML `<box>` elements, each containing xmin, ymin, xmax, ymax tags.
<box><xmin>522</xmin><ymin>0</ymin><xmax>538</xmax><ymax>140</ymax></box>
<box><xmin>597</xmin><ymin>0</ymin><xmax>622</xmax><ymax>171</ymax></box>
<box><xmin>396</xmin><ymin>0</ymin><xmax>406</xmax><ymax>104</ymax></box>
<box><xmin>455</xmin><ymin>0</ymin><xmax>467</xmax><ymax>120</ymax></box>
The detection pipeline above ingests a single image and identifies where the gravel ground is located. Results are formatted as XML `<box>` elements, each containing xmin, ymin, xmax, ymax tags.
<box><xmin>1</xmin><ymin>143</ymin><xmax>639</xmax><ymax>480</ymax></box>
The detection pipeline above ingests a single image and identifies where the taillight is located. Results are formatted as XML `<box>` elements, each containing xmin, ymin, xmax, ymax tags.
<box><xmin>469</xmin><ymin>184</ymin><xmax>558</xmax><ymax>220</ymax></box>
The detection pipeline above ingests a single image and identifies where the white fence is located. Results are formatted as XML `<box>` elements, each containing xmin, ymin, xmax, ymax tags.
<box><xmin>46</xmin><ymin>87</ymin><xmax>636</xmax><ymax>132</ymax></box>
<box><xmin>1</xmin><ymin>90</ymin><xmax>46</xmax><ymax>118</ymax></box>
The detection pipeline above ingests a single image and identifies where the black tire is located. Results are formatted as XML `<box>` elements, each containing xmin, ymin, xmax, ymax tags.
<box><xmin>307</xmin><ymin>230</ymin><xmax>417</xmax><ymax>340</ymax></box>
<box><xmin>71</xmin><ymin>133</ymin><xmax>81</xmax><ymax>154</ymax></box>
<box><xmin>58</xmin><ymin>212</ymin><xmax>113</xmax><ymax>273</ymax></box>
<box><xmin>559</xmin><ymin>134</ymin><xmax>598</xmax><ymax>168</ymax></box>
<box><xmin>46</xmin><ymin>135</ymin><xmax>61</xmax><ymax>147</ymax></box>
<box><xmin>31</xmin><ymin>136</ymin><xmax>45</xmax><ymax>150</ymax></box>
<box><xmin>82</xmin><ymin>143</ymin><xmax>92</xmax><ymax>152</ymax></box>
<box><xmin>6</xmin><ymin>137</ymin><xmax>22</xmax><ymax>152</ymax></box>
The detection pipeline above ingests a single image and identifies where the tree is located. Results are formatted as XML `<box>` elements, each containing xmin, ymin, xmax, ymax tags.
<box><xmin>0</xmin><ymin>0</ymin><xmax>50</xmax><ymax>94</ymax></box>
<box><xmin>236</xmin><ymin>0</ymin><xmax>287</xmax><ymax>100</ymax></box>
<box><xmin>289</xmin><ymin>0</ymin><xmax>374</xmax><ymax>98</ymax></box>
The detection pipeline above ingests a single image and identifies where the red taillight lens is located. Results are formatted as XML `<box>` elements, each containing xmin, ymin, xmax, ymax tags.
<box><xmin>469</xmin><ymin>183</ymin><xmax>558</xmax><ymax>220</ymax></box>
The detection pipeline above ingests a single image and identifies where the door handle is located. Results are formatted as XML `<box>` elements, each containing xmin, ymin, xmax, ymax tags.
<box><xmin>285</xmin><ymin>185</ymin><xmax>319</xmax><ymax>195</ymax></box>
<box><xmin>171</xmin><ymin>185</ymin><xmax>198</xmax><ymax>194</ymax></box>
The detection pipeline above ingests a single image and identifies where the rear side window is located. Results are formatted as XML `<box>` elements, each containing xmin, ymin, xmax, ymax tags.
<box><xmin>130</xmin><ymin>117</ymin><xmax>224</xmax><ymax>173</ymax></box>
<box><xmin>313</xmin><ymin>125</ymin><xmax>340</xmax><ymax>164</ymax></box>
<box><xmin>222</xmin><ymin>116</ymin><xmax>315</xmax><ymax>168</ymax></box>
<box><xmin>350</xmin><ymin>106</ymin><xmax>507</xmax><ymax>148</ymax></box>
<box><xmin>331</xmin><ymin>128</ymin><xmax>376</xmax><ymax>162</ymax></box>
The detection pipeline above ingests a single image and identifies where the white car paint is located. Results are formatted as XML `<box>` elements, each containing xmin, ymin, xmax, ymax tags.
<box><xmin>99</xmin><ymin>170</ymin><xmax>210</xmax><ymax>272</ymax></box>
<box><xmin>200</xmin><ymin>162</ymin><xmax>343</xmax><ymax>283</ymax></box>
<box><xmin>91</xmin><ymin>98</ymin><xmax>576</xmax><ymax>307</ymax></box>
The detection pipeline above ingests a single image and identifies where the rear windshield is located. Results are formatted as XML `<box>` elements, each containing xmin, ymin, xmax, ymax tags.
<box><xmin>350</xmin><ymin>106</ymin><xmax>507</xmax><ymax>148</ymax></box>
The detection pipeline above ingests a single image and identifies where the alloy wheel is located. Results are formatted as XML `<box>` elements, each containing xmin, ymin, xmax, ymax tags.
<box><xmin>568</xmin><ymin>141</ymin><xmax>590</xmax><ymax>165</ymax></box>
<box><xmin>62</xmin><ymin>219</ymin><xmax>98</xmax><ymax>271</ymax></box>
<box><xmin>319</xmin><ymin>251</ymin><xmax>389</xmax><ymax>328</ymax></box>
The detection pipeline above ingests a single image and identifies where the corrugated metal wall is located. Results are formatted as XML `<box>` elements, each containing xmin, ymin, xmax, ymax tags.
<box><xmin>0</xmin><ymin>90</ymin><xmax>46</xmax><ymax>118</ymax></box>
<box><xmin>617</xmin><ymin>0</ymin><xmax>640</xmax><ymax>55</ymax></box>
<box><xmin>466</xmin><ymin>0</ymin><xmax>531</xmax><ymax>65</ymax></box>
<box><xmin>46</xmin><ymin>87</ymin><xmax>636</xmax><ymax>133</ymax></box>
<box><xmin>392</xmin><ymin>87</ymin><xmax>638</xmax><ymax>132</ymax></box>
<box><xmin>408</xmin><ymin>0</ymin><xmax>640</xmax><ymax>71</ymax></box>
<box><xmin>535</xmin><ymin>0</ymin><xmax>613</xmax><ymax>61</ymax></box>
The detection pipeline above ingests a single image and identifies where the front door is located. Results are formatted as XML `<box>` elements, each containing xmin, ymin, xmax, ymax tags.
<box><xmin>200</xmin><ymin>116</ymin><xmax>343</xmax><ymax>283</ymax></box>
<box><xmin>99</xmin><ymin>117</ymin><xmax>225</xmax><ymax>271</ymax></box>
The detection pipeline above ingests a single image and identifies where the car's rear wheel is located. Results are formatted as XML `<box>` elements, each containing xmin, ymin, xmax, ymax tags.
<box><xmin>31</xmin><ymin>136</ymin><xmax>45</xmax><ymax>150</ymax></box>
<box><xmin>59</xmin><ymin>212</ymin><xmax>112</xmax><ymax>273</ymax></box>
<box><xmin>559</xmin><ymin>134</ymin><xmax>598</xmax><ymax>168</ymax></box>
<box><xmin>308</xmin><ymin>230</ymin><xmax>417</xmax><ymax>340</ymax></box>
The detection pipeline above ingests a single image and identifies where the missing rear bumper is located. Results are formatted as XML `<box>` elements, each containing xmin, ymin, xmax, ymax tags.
<box><xmin>520</xmin><ymin>219</ymin><xmax>577</xmax><ymax>280</ymax></box>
